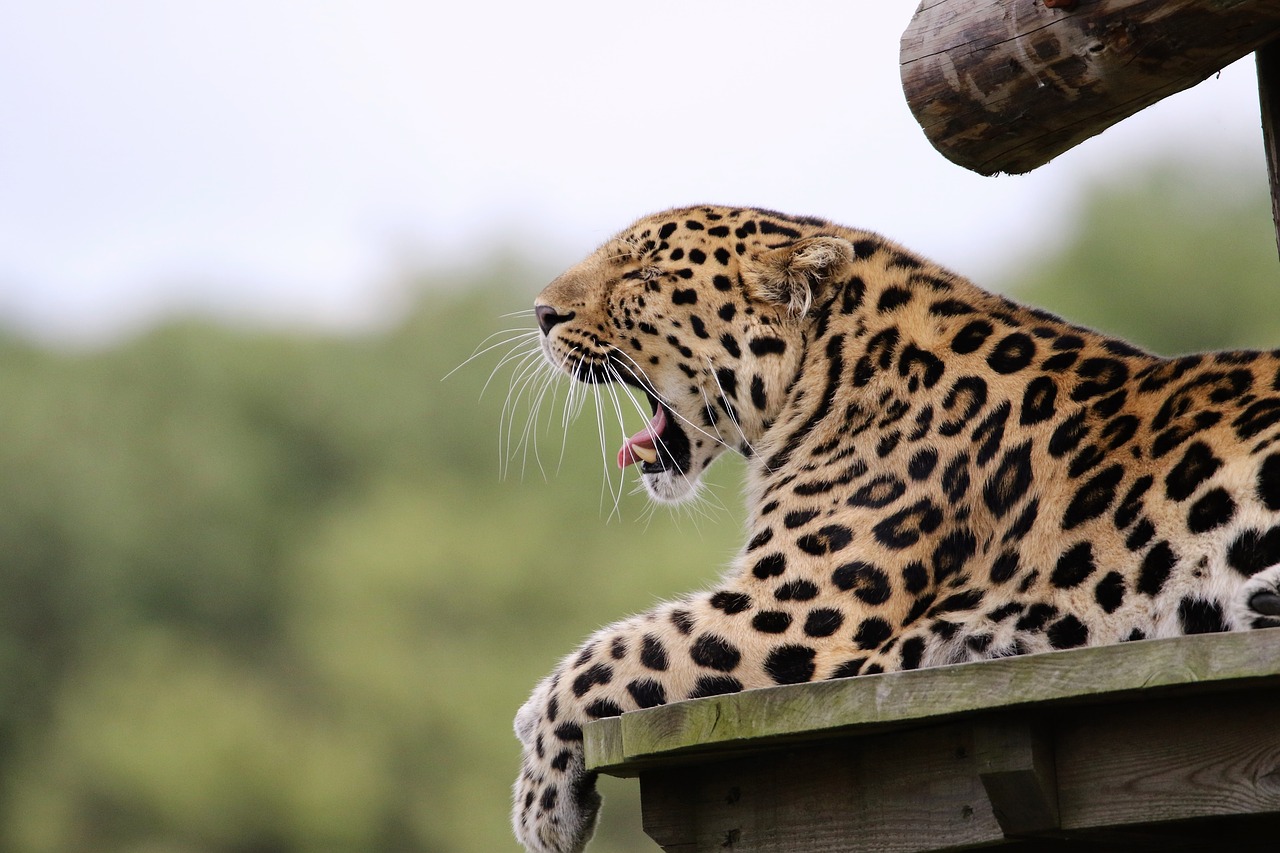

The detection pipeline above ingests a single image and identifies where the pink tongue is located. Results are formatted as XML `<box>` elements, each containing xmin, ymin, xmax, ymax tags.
<box><xmin>617</xmin><ymin>405</ymin><xmax>667</xmax><ymax>468</ymax></box>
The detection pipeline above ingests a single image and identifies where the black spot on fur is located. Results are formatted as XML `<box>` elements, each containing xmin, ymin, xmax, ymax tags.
<box><xmin>1126</xmin><ymin>518</ymin><xmax>1155</xmax><ymax>551</ymax></box>
<box><xmin>877</xmin><ymin>287</ymin><xmax>912</xmax><ymax>313</ymax></box>
<box><xmin>987</xmin><ymin>333</ymin><xmax>1036</xmax><ymax>374</ymax></box>
<box><xmin>1062</xmin><ymin>464</ymin><xmax>1124</xmax><ymax>530</ymax></box>
<box><xmin>1004</xmin><ymin>498</ymin><xmax>1040</xmax><ymax>544</ymax></box>
<box><xmin>1047</xmin><ymin>615</ymin><xmax>1089</xmax><ymax>649</ymax></box>
<box><xmin>908</xmin><ymin>448</ymin><xmax>938</xmax><ymax>480</ymax></box>
<box><xmin>1178</xmin><ymin>598</ymin><xmax>1229</xmax><ymax>634</ymax></box>
<box><xmin>747</xmin><ymin>528</ymin><xmax>774</xmax><ymax>551</ymax></box>
<box><xmin>1050</xmin><ymin>542</ymin><xmax>1096</xmax><ymax>589</ymax></box>
<box><xmin>899</xmin><ymin>344</ymin><xmax>945</xmax><ymax>390</ymax></box>
<box><xmin>1094</xmin><ymin>571</ymin><xmax>1125</xmax><ymax>614</ymax></box>
<box><xmin>939</xmin><ymin>377</ymin><xmax>988</xmax><ymax>436</ymax></box>
<box><xmin>983</xmin><ymin>440</ymin><xmax>1034</xmax><ymax>519</ymax></box>
<box><xmin>572</xmin><ymin>663</ymin><xmax>613</xmax><ymax>697</ymax></box>
<box><xmin>804</xmin><ymin>608</ymin><xmax>845</xmax><ymax>637</ymax></box>
<box><xmin>941</xmin><ymin>453</ymin><xmax>971</xmax><ymax>502</ymax></box>
<box><xmin>554</xmin><ymin>722</ymin><xmax>583</xmax><ymax>742</ymax></box>
<box><xmin>1048</xmin><ymin>411</ymin><xmax>1089</xmax><ymax>458</ymax></box>
<box><xmin>752</xmin><ymin>611</ymin><xmax>792</xmax><ymax>633</ymax></box>
<box><xmin>830</xmin><ymin>658</ymin><xmax>866</xmax><ymax>679</ymax></box>
<box><xmin>1226</xmin><ymin>526</ymin><xmax>1280</xmax><ymax>576</ymax></box>
<box><xmin>931</xmin><ymin>528</ymin><xmax>977</xmax><ymax>584</ymax></box>
<box><xmin>690</xmin><ymin>634</ymin><xmax>741</xmax><ymax>672</ymax></box>
<box><xmin>775</xmin><ymin>579</ymin><xmax>819</xmax><ymax>601</ymax></box>
<box><xmin>973</xmin><ymin>402</ymin><xmax>1011</xmax><ymax>466</ymax></box>
<box><xmin>832</xmin><ymin>561</ymin><xmax>893</xmax><ymax>605</ymax></box>
<box><xmin>785</xmin><ymin>508</ymin><xmax>819</xmax><ymax>529</ymax></box>
<box><xmin>853</xmin><ymin>617</ymin><xmax>894</xmax><ymax>650</ymax></box>
<box><xmin>1257</xmin><ymin>454</ymin><xmax>1280</xmax><ymax>510</ymax></box>
<box><xmin>1187</xmin><ymin>487</ymin><xmax>1236</xmax><ymax>533</ymax></box>
<box><xmin>930</xmin><ymin>299</ymin><xmax>974</xmax><ymax>317</ymax></box>
<box><xmin>1138</xmin><ymin>541</ymin><xmax>1176</xmax><ymax>595</ymax></box>
<box><xmin>873</xmin><ymin>499</ymin><xmax>943</xmax><ymax>550</ymax></box>
<box><xmin>1113</xmin><ymin>475</ymin><xmax>1153</xmax><ymax>529</ymax></box>
<box><xmin>1020</xmin><ymin>376</ymin><xmax>1058</xmax><ymax>425</ymax></box>
<box><xmin>931</xmin><ymin>589</ymin><xmax>984</xmax><ymax>614</ymax></box>
<box><xmin>640</xmin><ymin>635</ymin><xmax>669</xmax><ymax>671</ymax></box>
<box><xmin>990</xmin><ymin>552</ymin><xmax>1020</xmax><ymax>583</ymax></box>
<box><xmin>1072</xmin><ymin>358</ymin><xmax>1129</xmax><ymax>402</ymax></box>
<box><xmin>585</xmin><ymin>699</ymin><xmax>623</xmax><ymax>719</ymax></box>
<box><xmin>752</xmin><ymin>553</ymin><xmax>787</xmax><ymax>578</ymax></box>
<box><xmin>1234</xmin><ymin>398</ymin><xmax>1280</xmax><ymax>440</ymax></box>
<box><xmin>1015</xmin><ymin>603</ymin><xmax>1057</xmax><ymax>632</ymax></box>
<box><xmin>1165</xmin><ymin>442</ymin><xmax>1222</xmax><ymax>502</ymax></box>
<box><xmin>848</xmin><ymin>475</ymin><xmax>907</xmax><ymax>508</ymax></box>
<box><xmin>902</xmin><ymin>560</ymin><xmax>929</xmax><ymax>594</ymax></box>
<box><xmin>688</xmin><ymin>675</ymin><xmax>743</xmax><ymax>699</ymax></box>
<box><xmin>765</xmin><ymin>645</ymin><xmax>816</xmax><ymax>684</ymax></box>
<box><xmin>710</xmin><ymin>591</ymin><xmax>752</xmax><ymax>615</ymax></box>
<box><xmin>951</xmin><ymin>321</ymin><xmax>993</xmax><ymax>354</ymax></box>
<box><xmin>749</xmin><ymin>337</ymin><xmax>787</xmax><ymax>357</ymax></box>
<box><xmin>671</xmin><ymin>609</ymin><xmax>694</xmax><ymax>635</ymax></box>
<box><xmin>899</xmin><ymin>637</ymin><xmax>926</xmax><ymax>670</ymax></box>
<box><xmin>797</xmin><ymin>524</ymin><xmax>854</xmax><ymax>556</ymax></box>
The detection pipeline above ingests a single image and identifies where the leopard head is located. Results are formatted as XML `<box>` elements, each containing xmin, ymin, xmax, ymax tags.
<box><xmin>535</xmin><ymin>206</ymin><xmax>855</xmax><ymax>503</ymax></box>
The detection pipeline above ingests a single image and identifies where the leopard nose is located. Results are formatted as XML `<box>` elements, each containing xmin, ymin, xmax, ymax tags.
<box><xmin>535</xmin><ymin>305</ymin><xmax>575</xmax><ymax>335</ymax></box>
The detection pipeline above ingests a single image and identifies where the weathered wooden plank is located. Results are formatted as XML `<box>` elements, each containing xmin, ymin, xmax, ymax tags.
<box><xmin>586</xmin><ymin>630</ymin><xmax>1280</xmax><ymax>774</ymax></box>
<box><xmin>900</xmin><ymin>0</ymin><xmax>1280</xmax><ymax>174</ymax></box>
<box><xmin>639</xmin><ymin>723</ymin><xmax>1007</xmax><ymax>853</ymax></box>
<box><xmin>631</xmin><ymin>689</ymin><xmax>1280</xmax><ymax>851</ymax></box>
<box><xmin>1055</xmin><ymin>689</ymin><xmax>1280</xmax><ymax>830</ymax></box>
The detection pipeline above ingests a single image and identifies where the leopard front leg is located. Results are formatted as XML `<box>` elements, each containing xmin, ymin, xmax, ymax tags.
<box><xmin>512</xmin><ymin>595</ymin><xmax>816</xmax><ymax>853</ymax></box>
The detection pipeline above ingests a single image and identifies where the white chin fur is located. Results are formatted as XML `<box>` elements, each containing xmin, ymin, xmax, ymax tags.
<box><xmin>641</xmin><ymin>469</ymin><xmax>700</xmax><ymax>504</ymax></box>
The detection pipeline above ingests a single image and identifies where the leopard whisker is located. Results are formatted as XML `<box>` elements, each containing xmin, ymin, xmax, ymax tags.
<box><xmin>445</xmin><ymin>326</ymin><xmax>541</xmax><ymax>385</ymax></box>
<box><xmin>502</xmin><ymin>348</ymin><xmax>555</xmax><ymax>479</ymax></box>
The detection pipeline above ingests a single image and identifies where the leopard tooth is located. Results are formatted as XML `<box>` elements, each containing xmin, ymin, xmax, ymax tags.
<box><xmin>632</xmin><ymin>445</ymin><xmax>659</xmax><ymax>465</ymax></box>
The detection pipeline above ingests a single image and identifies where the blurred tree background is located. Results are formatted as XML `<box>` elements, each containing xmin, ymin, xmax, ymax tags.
<box><xmin>0</xmin><ymin>162</ymin><xmax>1275</xmax><ymax>853</ymax></box>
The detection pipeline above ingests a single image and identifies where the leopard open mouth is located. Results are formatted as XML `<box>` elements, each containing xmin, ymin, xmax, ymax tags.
<box><xmin>568</xmin><ymin>354</ymin><xmax>691</xmax><ymax>475</ymax></box>
<box><xmin>617</xmin><ymin>393</ymin><xmax>691</xmax><ymax>475</ymax></box>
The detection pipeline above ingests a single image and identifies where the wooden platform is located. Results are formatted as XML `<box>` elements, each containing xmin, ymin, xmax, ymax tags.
<box><xmin>585</xmin><ymin>629</ymin><xmax>1280</xmax><ymax>852</ymax></box>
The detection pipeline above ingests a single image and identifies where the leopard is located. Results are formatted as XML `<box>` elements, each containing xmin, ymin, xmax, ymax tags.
<box><xmin>511</xmin><ymin>205</ymin><xmax>1280</xmax><ymax>853</ymax></box>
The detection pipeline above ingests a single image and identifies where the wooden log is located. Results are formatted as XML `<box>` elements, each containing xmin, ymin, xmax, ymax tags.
<box><xmin>901</xmin><ymin>0</ymin><xmax>1280</xmax><ymax>175</ymax></box>
<box><xmin>1257</xmin><ymin>39</ymin><xmax>1280</xmax><ymax>259</ymax></box>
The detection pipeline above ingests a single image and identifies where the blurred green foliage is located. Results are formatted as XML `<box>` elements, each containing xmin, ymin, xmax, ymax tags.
<box><xmin>0</xmin><ymin>162</ymin><xmax>1274</xmax><ymax>853</ymax></box>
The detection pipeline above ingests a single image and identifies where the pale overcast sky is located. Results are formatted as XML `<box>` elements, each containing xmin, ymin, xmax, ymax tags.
<box><xmin>0</xmin><ymin>2</ymin><xmax>1267</xmax><ymax>343</ymax></box>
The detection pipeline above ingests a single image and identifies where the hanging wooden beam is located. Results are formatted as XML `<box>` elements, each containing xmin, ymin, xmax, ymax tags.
<box><xmin>1257</xmin><ymin>39</ymin><xmax>1280</xmax><ymax>259</ymax></box>
<box><xmin>901</xmin><ymin>0</ymin><xmax>1280</xmax><ymax>176</ymax></box>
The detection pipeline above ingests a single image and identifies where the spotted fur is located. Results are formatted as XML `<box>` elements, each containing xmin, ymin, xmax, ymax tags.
<box><xmin>512</xmin><ymin>206</ymin><xmax>1280</xmax><ymax>853</ymax></box>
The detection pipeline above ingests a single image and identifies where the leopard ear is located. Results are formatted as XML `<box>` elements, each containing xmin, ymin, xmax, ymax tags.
<box><xmin>745</xmin><ymin>236</ymin><xmax>855</xmax><ymax>317</ymax></box>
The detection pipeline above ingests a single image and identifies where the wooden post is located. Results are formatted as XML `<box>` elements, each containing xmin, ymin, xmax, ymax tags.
<box><xmin>1257</xmin><ymin>39</ymin><xmax>1280</xmax><ymax>259</ymax></box>
<box><xmin>901</xmin><ymin>0</ymin><xmax>1280</xmax><ymax>175</ymax></box>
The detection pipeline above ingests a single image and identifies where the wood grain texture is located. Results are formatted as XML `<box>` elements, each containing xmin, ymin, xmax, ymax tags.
<box><xmin>900</xmin><ymin>0</ymin><xmax>1280</xmax><ymax>174</ymax></box>
<box><xmin>639</xmin><ymin>723</ymin><xmax>1007</xmax><ymax>853</ymax></box>
<box><xmin>586</xmin><ymin>630</ymin><xmax>1280</xmax><ymax>774</ymax></box>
